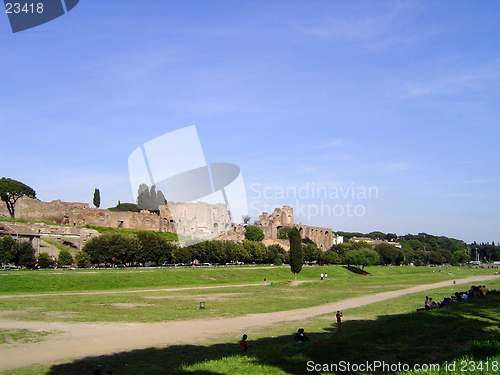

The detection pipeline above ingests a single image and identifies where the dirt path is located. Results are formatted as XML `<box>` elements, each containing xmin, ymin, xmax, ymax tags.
<box><xmin>0</xmin><ymin>275</ymin><xmax>497</xmax><ymax>371</ymax></box>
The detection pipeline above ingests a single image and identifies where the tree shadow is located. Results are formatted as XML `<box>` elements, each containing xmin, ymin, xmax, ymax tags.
<box><xmin>45</xmin><ymin>296</ymin><xmax>500</xmax><ymax>375</ymax></box>
<box><xmin>344</xmin><ymin>266</ymin><xmax>369</xmax><ymax>275</ymax></box>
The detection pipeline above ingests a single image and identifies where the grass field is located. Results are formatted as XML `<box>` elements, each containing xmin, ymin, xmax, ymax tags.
<box><xmin>1</xmin><ymin>265</ymin><xmax>499</xmax><ymax>374</ymax></box>
<box><xmin>0</xmin><ymin>265</ymin><xmax>493</xmax><ymax>323</ymax></box>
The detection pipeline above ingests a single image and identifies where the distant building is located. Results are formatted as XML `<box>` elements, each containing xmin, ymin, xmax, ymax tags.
<box><xmin>350</xmin><ymin>237</ymin><xmax>402</xmax><ymax>249</ymax></box>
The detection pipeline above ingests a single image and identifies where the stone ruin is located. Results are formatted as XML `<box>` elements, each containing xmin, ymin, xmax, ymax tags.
<box><xmin>0</xmin><ymin>198</ymin><xmax>342</xmax><ymax>250</ymax></box>
<box><xmin>217</xmin><ymin>205</ymin><xmax>343</xmax><ymax>249</ymax></box>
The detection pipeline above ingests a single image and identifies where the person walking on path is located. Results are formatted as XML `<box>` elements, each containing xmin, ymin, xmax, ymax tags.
<box><xmin>336</xmin><ymin>310</ymin><xmax>343</xmax><ymax>332</ymax></box>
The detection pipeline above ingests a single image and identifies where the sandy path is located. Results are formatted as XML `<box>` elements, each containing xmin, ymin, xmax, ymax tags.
<box><xmin>0</xmin><ymin>275</ymin><xmax>497</xmax><ymax>371</ymax></box>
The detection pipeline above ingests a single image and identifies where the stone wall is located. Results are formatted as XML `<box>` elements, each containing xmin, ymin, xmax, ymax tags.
<box><xmin>0</xmin><ymin>198</ymin><xmax>232</xmax><ymax>240</ymax></box>
<box><xmin>0</xmin><ymin>198</ymin><xmax>342</xmax><ymax>250</ymax></box>
<box><xmin>0</xmin><ymin>197</ymin><xmax>162</xmax><ymax>230</ymax></box>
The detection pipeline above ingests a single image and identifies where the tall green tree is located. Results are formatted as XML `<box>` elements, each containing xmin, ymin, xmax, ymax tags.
<box><xmin>17</xmin><ymin>241</ymin><xmax>36</xmax><ymax>268</ymax></box>
<box><xmin>0</xmin><ymin>235</ymin><xmax>17</xmax><ymax>265</ymax></box>
<box><xmin>156</xmin><ymin>190</ymin><xmax>167</xmax><ymax>209</ymax></box>
<box><xmin>93</xmin><ymin>188</ymin><xmax>101</xmax><ymax>209</ymax></box>
<box><xmin>0</xmin><ymin>178</ymin><xmax>36</xmax><ymax>223</ymax></box>
<box><xmin>137</xmin><ymin>184</ymin><xmax>166</xmax><ymax>211</ymax></box>
<box><xmin>289</xmin><ymin>227</ymin><xmax>303</xmax><ymax>279</ymax></box>
<box><xmin>137</xmin><ymin>183</ymin><xmax>150</xmax><ymax>211</ymax></box>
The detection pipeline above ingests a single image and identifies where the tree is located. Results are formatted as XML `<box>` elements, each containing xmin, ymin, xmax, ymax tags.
<box><xmin>57</xmin><ymin>249</ymin><xmax>74</xmax><ymax>266</ymax></box>
<box><xmin>137</xmin><ymin>183</ymin><xmax>151</xmax><ymax>210</ymax></box>
<box><xmin>242</xmin><ymin>215</ymin><xmax>251</xmax><ymax>224</ymax></box>
<box><xmin>289</xmin><ymin>227</ymin><xmax>303</xmax><ymax>279</ymax></box>
<box><xmin>137</xmin><ymin>183</ymin><xmax>166</xmax><ymax>211</ymax></box>
<box><xmin>0</xmin><ymin>178</ymin><xmax>36</xmax><ymax>223</ymax></box>
<box><xmin>267</xmin><ymin>244</ymin><xmax>286</xmax><ymax>264</ymax></box>
<box><xmin>241</xmin><ymin>240</ymin><xmax>267</xmax><ymax>263</ymax></box>
<box><xmin>156</xmin><ymin>190</ymin><xmax>167</xmax><ymax>209</ymax></box>
<box><xmin>0</xmin><ymin>235</ymin><xmax>17</xmax><ymax>265</ymax></box>
<box><xmin>108</xmin><ymin>203</ymin><xmax>142</xmax><ymax>212</ymax></box>
<box><xmin>137</xmin><ymin>231</ymin><xmax>167</xmax><ymax>264</ymax></box>
<box><xmin>374</xmin><ymin>243</ymin><xmax>404</xmax><ymax>265</ymax></box>
<box><xmin>17</xmin><ymin>241</ymin><xmax>36</xmax><ymax>268</ymax></box>
<box><xmin>278</xmin><ymin>227</ymin><xmax>294</xmax><ymax>239</ymax></box>
<box><xmin>322</xmin><ymin>249</ymin><xmax>341</xmax><ymax>264</ymax></box>
<box><xmin>75</xmin><ymin>251</ymin><xmax>90</xmax><ymax>268</ymax></box>
<box><xmin>429</xmin><ymin>251</ymin><xmax>443</xmax><ymax>265</ymax></box>
<box><xmin>93</xmin><ymin>188</ymin><xmax>101</xmax><ymax>209</ymax></box>
<box><xmin>344</xmin><ymin>248</ymin><xmax>379</xmax><ymax>269</ymax></box>
<box><xmin>244</xmin><ymin>226</ymin><xmax>264</xmax><ymax>242</ymax></box>
<box><xmin>303</xmin><ymin>242</ymin><xmax>322</xmax><ymax>262</ymax></box>
<box><xmin>37</xmin><ymin>252</ymin><xmax>53</xmax><ymax>269</ymax></box>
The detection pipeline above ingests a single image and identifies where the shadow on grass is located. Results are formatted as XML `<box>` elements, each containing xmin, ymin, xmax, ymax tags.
<box><xmin>45</xmin><ymin>296</ymin><xmax>500</xmax><ymax>375</ymax></box>
<box><xmin>344</xmin><ymin>266</ymin><xmax>370</xmax><ymax>275</ymax></box>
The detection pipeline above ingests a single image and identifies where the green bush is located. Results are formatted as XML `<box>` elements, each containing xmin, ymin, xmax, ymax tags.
<box><xmin>37</xmin><ymin>252</ymin><xmax>53</xmax><ymax>268</ymax></box>
<box><xmin>108</xmin><ymin>203</ymin><xmax>142</xmax><ymax>212</ymax></box>
<box><xmin>244</xmin><ymin>225</ymin><xmax>265</xmax><ymax>241</ymax></box>
<box><xmin>75</xmin><ymin>250</ymin><xmax>90</xmax><ymax>268</ymax></box>
<box><xmin>57</xmin><ymin>249</ymin><xmax>74</xmax><ymax>266</ymax></box>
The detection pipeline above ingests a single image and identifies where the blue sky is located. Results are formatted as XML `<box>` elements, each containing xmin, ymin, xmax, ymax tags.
<box><xmin>1</xmin><ymin>1</ymin><xmax>499</xmax><ymax>243</ymax></box>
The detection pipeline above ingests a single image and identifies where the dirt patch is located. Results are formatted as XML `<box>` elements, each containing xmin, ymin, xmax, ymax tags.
<box><xmin>111</xmin><ymin>303</ymin><xmax>154</xmax><ymax>308</ymax></box>
<box><xmin>144</xmin><ymin>292</ymin><xmax>250</xmax><ymax>301</ymax></box>
<box><xmin>290</xmin><ymin>280</ymin><xmax>315</xmax><ymax>286</ymax></box>
<box><xmin>41</xmin><ymin>312</ymin><xmax>79</xmax><ymax>319</ymax></box>
<box><xmin>0</xmin><ymin>311</ymin><xmax>17</xmax><ymax>316</ymax></box>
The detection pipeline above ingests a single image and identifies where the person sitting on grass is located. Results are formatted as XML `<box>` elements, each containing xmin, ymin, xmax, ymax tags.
<box><xmin>439</xmin><ymin>297</ymin><xmax>451</xmax><ymax>307</ymax></box>
<box><xmin>428</xmin><ymin>298</ymin><xmax>437</xmax><ymax>309</ymax></box>
<box><xmin>295</xmin><ymin>328</ymin><xmax>309</xmax><ymax>344</ymax></box>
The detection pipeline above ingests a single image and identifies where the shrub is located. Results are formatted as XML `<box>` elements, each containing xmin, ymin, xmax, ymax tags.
<box><xmin>37</xmin><ymin>252</ymin><xmax>53</xmax><ymax>268</ymax></box>
<box><xmin>56</xmin><ymin>249</ymin><xmax>73</xmax><ymax>266</ymax></box>
<box><xmin>244</xmin><ymin>226</ymin><xmax>265</xmax><ymax>242</ymax></box>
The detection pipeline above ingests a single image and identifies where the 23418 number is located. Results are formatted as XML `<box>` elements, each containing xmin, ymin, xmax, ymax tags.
<box><xmin>5</xmin><ymin>3</ymin><xmax>44</xmax><ymax>14</ymax></box>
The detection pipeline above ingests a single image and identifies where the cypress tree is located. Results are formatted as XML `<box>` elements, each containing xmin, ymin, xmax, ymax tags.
<box><xmin>289</xmin><ymin>227</ymin><xmax>303</xmax><ymax>279</ymax></box>
<box><xmin>93</xmin><ymin>188</ymin><xmax>100</xmax><ymax>209</ymax></box>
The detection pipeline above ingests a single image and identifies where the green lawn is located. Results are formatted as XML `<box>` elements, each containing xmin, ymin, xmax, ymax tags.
<box><xmin>0</xmin><ymin>266</ymin><xmax>495</xmax><ymax>323</ymax></box>
<box><xmin>0</xmin><ymin>264</ymin><xmax>489</xmax><ymax>295</ymax></box>
<box><xmin>1</xmin><ymin>265</ymin><xmax>499</xmax><ymax>374</ymax></box>
<box><xmin>4</xmin><ymin>292</ymin><xmax>499</xmax><ymax>375</ymax></box>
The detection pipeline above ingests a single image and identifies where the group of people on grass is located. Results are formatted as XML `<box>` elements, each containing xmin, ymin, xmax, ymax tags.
<box><xmin>421</xmin><ymin>285</ymin><xmax>490</xmax><ymax>310</ymax></box>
